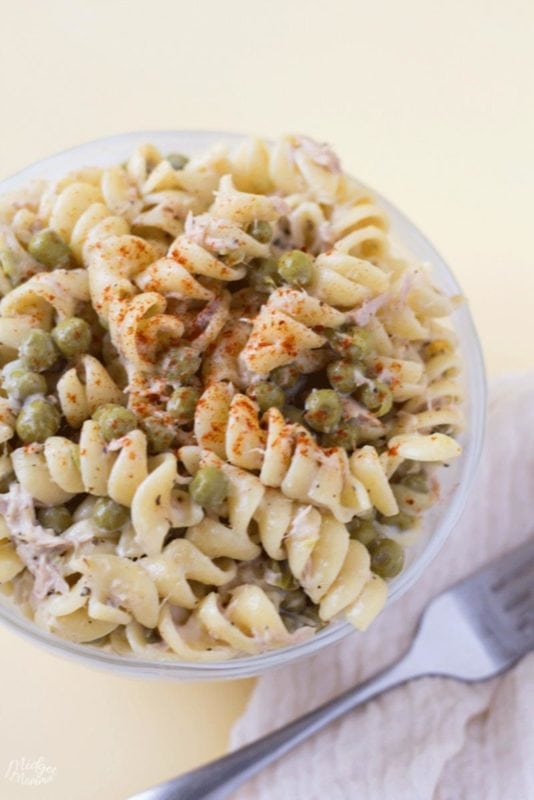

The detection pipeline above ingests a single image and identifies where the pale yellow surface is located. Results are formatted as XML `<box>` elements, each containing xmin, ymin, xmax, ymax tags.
<box><xmin>0</xmin><ymin>0</ymin><xmax>532</xmax><ymax>798</ymax></box>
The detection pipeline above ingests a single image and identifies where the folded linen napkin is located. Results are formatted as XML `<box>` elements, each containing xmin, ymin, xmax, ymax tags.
<box><xmin>230</xmin><ymin>373</ymin><xmax>534</xmax><ymax>800</ymax></box>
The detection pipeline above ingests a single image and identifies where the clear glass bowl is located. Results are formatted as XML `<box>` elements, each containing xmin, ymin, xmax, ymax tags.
<box><xmin>0</xmin><ymin>131</ymin><xmax>486</xmax><ymax>680</ymax></box>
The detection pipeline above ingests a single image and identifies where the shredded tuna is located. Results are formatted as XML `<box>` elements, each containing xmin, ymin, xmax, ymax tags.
<box><xmin>0</xmin><ymin>483</ymin><xmax>70</xmax><ymax>600</ymax></box>
<box><xmin>206</xmin><ymin>235</ymin><xmax>242</xmax><ymax>255</ymax></box>
<box><xmin>185</xmin><ymin>213</ymin><xmax>251</xmax><ymax>255</ymax></box>
<box><xmin>62</xmin><ymin>521</ymin><xmax>96</xmax><ymax>547</ymax></box>
<box><xmin>184</xmin><ymin>211</ymin><xmax>209</xmax><ymax>245</ymax></box>
<box><xmin>352</xmin><ymin>366</ymin><xmax>376</xmax><ymax>389</ymax></box>
<box><xmin>286</xmin><ymin>625</ymin><xmax>316</xmax><ymax>644</ymax></box>
<box><xmin>249</xmin><ymin>625</ymin><xmax>284</xmax><ymax>649</ymax></box>
<box><xmin>271</xmin><ymin>196</ymin><xmax>290</xmax><ymax>216</ymax></box>
<box><xmin>315</xmin><ymin>445</ymin><xmax>341</xmax><ymax>467</ymax></box>
<box><xmin>374</xmin><ymin>365</ymin><xmax>396</xmax><ymax>385</ymax></box>
<box><xmin>318</xmin><ymin>220</ymin><xmax>335</xmax><ymax>247</ymax></box>
<box><xmin>341</xmin><ymin>397</ymin><xmax>385</xmax><ymax>430</ymax></box>
<box><xmin>294</xmin><ymin>136</ymin><xmax>342</xmax><ymax>174</ymax></box>
<box><xmin>107</xmin><ymin>435</ymin><xmax>131</xmax><ymax>452</ymax></box>
<box><xmin>347</xmin><ymin>290</ymin><xmax>390</xmax><ymax>326</ymax></box>
<box><xmin>190</xmin><ymin>293</ymin><xmax>231</xmax><ymax>354</ymax></box>
<box><xmin>189</xmin><ymin>294</ymin><xmax>227</xmax><ymax>340</ymax></box>
<box><xmin>397</xmin><ymin>273</ymin><xmax>413</xmax><ymax>305</ymax></box>
<box><xmin>346</xmin><ymin>273</ymin><xmax>413</xmax><ymax>327</ymax></box>
<box><xmin>12</xmin><ymin>569</ymin><xmax>34</xmax><ymax>607</ymax></box>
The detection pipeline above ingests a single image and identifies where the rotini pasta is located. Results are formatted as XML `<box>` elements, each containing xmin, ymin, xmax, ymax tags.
<box><xmin>0</xmin><ymin>134</ymin><xmax>463</xmax><ymax>661</ymax></box>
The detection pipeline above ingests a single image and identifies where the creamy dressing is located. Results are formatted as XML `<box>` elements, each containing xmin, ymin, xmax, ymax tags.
<box><xmin>0</xmin><ymin>483</ymin><xmax>70</xmax><ymax>599</ymax></box>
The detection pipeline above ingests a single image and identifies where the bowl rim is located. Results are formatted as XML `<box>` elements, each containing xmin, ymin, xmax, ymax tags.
<box><xmin>0</xmin><ymin>130</ymin><xmax>487</xmax><ymax>680</ymax></box>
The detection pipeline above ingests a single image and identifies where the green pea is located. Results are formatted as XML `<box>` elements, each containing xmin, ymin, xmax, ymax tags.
<box><xmin>327</xmin><ymin>360</ymin><xmax>358</xmax><ymax>394</ymax></box>
<box><xmin>346</xmin><ymin>518</ymin><xmax>378</xmax><ymax>546</ymax></box>
<box><xmin>92</xmin><ymin>404</ymin><xmax>137</xmax><ymax>442</ymax></box>
<box><xmin>304</xmin><ymin>388</ymin><xmax>342</xmax><ymax>434</ymax></box>
<box><xmin>358</xmin><ymin>380</ymin><xmax>393</xmax><ymax>417</ymax></box>
<box><xmin>28</xmin><ymin>228</ymin><xmax>73</xmax><ymax>269</ymax></box>
<box><xmin>246</xmin><ymin>220</ymin><xmax>273</xmax><ymax>244</ymax></box>
<box><xmin>249</xmin><ymin>257</ymin><xmax>281</xmax><ymax>292</ymax></box>
<box><xmin>166</xmin><ymin>153</ymin><xmax>189</xmax><ymax>170</ymax></box>
<box><xmin>283</xmin><ymin>405</ymin><xmax>305</xmax><ymax>425</ymax></box>
<box><xmin>270</xmin><ymin>363</ymin><xmax>300</xmax><ymax>388</ymax></box>
<box><xmin>277</xmin><ymin>250</ymin><xmax>315</xmax><ymax>287</ymax></box>
<box><xmin>252</xmin><ymin>382</ymin><xmax>285</xmax><ymax>413</ymax></box>
<box><xmin>93</xmin><ymin>498</ymin><xmax>129</xmax><ymax>531</ymax></box>
<box><xmin>400</xmin><ymin>472</ymin><xmax>429</xmax><ymax>493</ymax></box>
<box><xmin>380</xmin><ymin>511</ymin><xmax>416</xmax><ymax>530</ymax></box>
<box><xmin>321</xmin><ymin>418</ymin><xmax>359</xmax><ymax>451</ymax></box>
<box><xmin>0</xmin><ymin>248</ymin><xmax>19</xmax><ymax>285</ymax></box>
<box><xmin>167</xmin><ymin>386</ymin><xmax>200</xmax><ymax>424</ymax></box>
<box><xmin>265</xmin><ymin>559</ymin><xmax>299</xmax><ymax>590</ymax></box>
<box><xmin>189</xmin><ymin>465</ymin><xmax>228</xmax><ymax>508</ymax></box>
<box><xmin>162</xmin><ymin>346</ymin><xmax>201</xmax><ymax>383</ymax></box>
<box><xmin>326</xmin><ymin>326</ymin><xmax>371</xmax><ymax>363</ymax></box>
<box><xmin>142</xmin><ymin>416</ymin><xmax>175</xmax><ymax>453</ymax></box>
<box><xmin>346</xmin><ymin>326</ymin><xmax>372</xmax><ymax>359</ymax></box>
<box><xmin>37</xmin><ymin>505</ymin><xmax>73</xmax><ymax>534</ymax></box>
<box><xmin>3</xmin><ymin>366</ymin><xmax>46</xmax><ymax>400</ymax></box>
<box><xmin>280</xmin><ymin>589</ymin><xmax>308</xmax><ymax>613</ymax></box>
<box><xmin>422</xmin><ymin>339</ymin><xmax>451</xmax><ymax>360</ymax></box>
<box><xmin>368</xmin><ymin>537</ymin><xmax>405</xmax><ymax>578</ymax></box>
<box><xmin>52</xmin><ymin>317</ymin><xmax>92</xmax><ymax>359</ymax></box>
<box><xmin>223</xmin><ymin>248</ymin><xmax>245</xmax><ymax>268</ymax></box>
<box><xmin>19</xmin><ymin>329</ymin><xmax>58</xmax><ymax>373</ymax></box>
<box><xmin>282</xmin><ymin>604</ymin><xmax>322</xmax><ymax>633</ymax></box>
<box><xmin>16</xmin><ymin>399</ymin><xmax>61</xmax><ymax>443</ymax></box>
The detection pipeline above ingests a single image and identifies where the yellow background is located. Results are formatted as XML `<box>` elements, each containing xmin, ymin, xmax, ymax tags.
<box><xmin>0</xmin><ymin>1</ymin><xmax>532</xmax><ymax>798</ymax></box>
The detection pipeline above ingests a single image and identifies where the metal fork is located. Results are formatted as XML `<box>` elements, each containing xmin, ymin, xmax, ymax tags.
<box><xmin>128</xmin><ymin>539</ymin><xmax>534</xmax><ymax>800</ymax></box>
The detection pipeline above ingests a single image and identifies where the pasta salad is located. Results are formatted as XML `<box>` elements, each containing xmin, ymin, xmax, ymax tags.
<box><xmin>0</xmin><ymin>135</ymin><xmax>462</xmax><ymax>661</ymax></box>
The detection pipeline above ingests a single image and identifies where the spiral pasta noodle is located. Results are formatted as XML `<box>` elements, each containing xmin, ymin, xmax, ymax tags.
<box><xmin>192</xmin><ymin>391</ymin><xmax>424</xmax><ymax>522</ymax></box>
<box><xmin>241</xmin><ymin>287</ymin><xmax>345</xmax><ymax>374</ymax></box>
<box><xmin>0</xmin><ymin>134</ymin><xmax>463</xmax><ymax>661</ymax></box>
<box><xmin>156</xmin><ymin>584</ymin><xmax>294</xmax><ymax>661</ymax></box>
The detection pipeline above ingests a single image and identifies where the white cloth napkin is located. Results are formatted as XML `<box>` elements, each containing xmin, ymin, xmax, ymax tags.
<box><xmin>230</xmin><ymin>373</ymin><xmax>534</xmax><ymax>800</ymax></box>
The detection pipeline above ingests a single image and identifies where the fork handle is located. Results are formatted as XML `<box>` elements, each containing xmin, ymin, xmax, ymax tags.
<box><xmin>128</xmin><ymin>647</ymin><xmax>426</xmax><ymax>800</ymax></box>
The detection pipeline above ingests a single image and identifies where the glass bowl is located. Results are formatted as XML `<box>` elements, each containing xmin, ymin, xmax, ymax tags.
<box><xmin>0</xmin><ymin>131</ymin><xmax>486</xmax><ymax>680</ymax></box>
